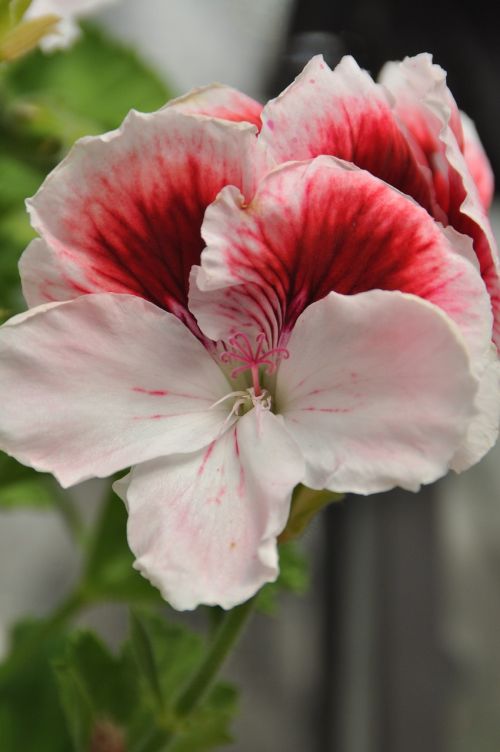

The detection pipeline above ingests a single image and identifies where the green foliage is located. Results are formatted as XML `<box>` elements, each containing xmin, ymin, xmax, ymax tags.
<box><xmin>0</xmin><ymin>452</ymin><xmax>57</xmax><ymax>508</ymax></box>
<box><xmin>51</xmin><ymin>612</ymin><xmax>238</xmax><ymax>752</ymax></box>
<box><xmin>0</xmin><ymin>620</ymin><xmax>71</xmax><ymax>752</ymax></box>
<box><xmin>83</xmin><ymin>491</ymin><xmax>163</xmax><ymax>605</ymax></box>
<box><xmin>4</xmin><ymin>23</ymin><xmax>172</xmax><ymax>149</ymax></box>
<box><xmin>126</xmin><ymin>610</ymin><xmax>238</xmax><ymax>752</ymax></box>
<box><xmin>257</xmin><ymin>541</ymin><xmax>310</xmax><ymax>614</ymax></box>
<box><xmin>54</xmin><ymin>630</ymin><xmax>136</xmax><ymax>750</ymax></box>
<box><xmin>169</xmin><ymin>682</ymin><xmax>238</xmax><ymax>752</ymax></box>
<box><xmin>129</xmin><ymin>609</ymin><xmax>165</xmax><ymax>710</ymax></box>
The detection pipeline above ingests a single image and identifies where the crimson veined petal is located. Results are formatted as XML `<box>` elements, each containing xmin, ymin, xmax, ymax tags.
<box><xmin>166</xmin><ymin>83</ymin><xmax>263</xmax><ymax>129</ymax></box>
<box><xmin>24</xmin><ymin>107</ymin><xmax>265</xmax><ymax>335</ymax></box>
<box><xmin>0</xmin><ymin>293</ymin><xmax>233</xmax><ymax>487</ymax></box>
<box><xmin>379</xmin><ymin>54</ymin><xmax>500</xmax><ymax>346</ymax></box>
<box><xmin>116</xmin><ymin>409</ymin><xmax>304</xmax><ymax>610</ymax></box>
<box><xmin>192</xmin><ymin>157</ymin><xmax>493</xmax><ymax>363</ymax></box>
<box><xmin>275</xmin><ymin>290</ymin><xmax>479</xmax><ymax>494</ymax></box>
<box><xmin>259</xmin><ymin>54</ymin><xmax>439</xmax><ymax>218</ymax></box>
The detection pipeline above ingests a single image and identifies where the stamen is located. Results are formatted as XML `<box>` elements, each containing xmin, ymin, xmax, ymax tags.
<box><xmin>220</xmin><ymin>331</ymin><xmax>289</xmax><ymax>394</ymax></box>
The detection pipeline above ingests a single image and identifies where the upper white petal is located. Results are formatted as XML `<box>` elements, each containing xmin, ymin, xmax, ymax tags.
<box><xmin>0</xmin><ymin>293</ymin><xmax>232</xmax><ymax>487</ymax></box>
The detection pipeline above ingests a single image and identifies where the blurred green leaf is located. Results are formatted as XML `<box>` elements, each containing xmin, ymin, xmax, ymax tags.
<box><xmin>84</xmin><ymin>491</ymin><xmax>163</xmax><ymax>605</ymax></box>
<box><xmin>54</xmin><ymin>661</ymin><xmax>94</xmax><ymax>752</ymax></box>
<box><xmin>0</xmin><ymin>152</ymin><xmax>41</xmax><ymax>209</ymax></box>
<box><xmin>129</xmin><ymin>609</ymin><xmax>165</xmax><ymax>711</ymax></box>
<box><xmin>0</xmin><ymin>476</ymin><xmax>55</xmax><ymax>507</ymax></box>
<box><xmin>54</xmin><ymin>630</ymin><xmax>136</xmax><ymax>751</ymax></box>
<box><xmin>169</xmin><ymin>682</ymin><xmax>238</xmax><ymax>752</ymax></box>
<box><xmin>256</xmin><ymin>541</ymin><xmax>310</xmax><ymax>615</ymax></box>
<box><xmin>0</xmin><ymin>453</ymin><xmax>55</xmax><ymax>507</ymax></box>
<box><xmin>0</xmin><ymin>619</ymin><xmax>71</xmax><ymax>752</ymax></box>
<box><xmin>0</xmin><ymin>153</ymin><xmax>40</xmax><ymax>317</ymax></box>
<box><xmin>126</xmin><ymin>610</ymin><xmax>238</xmax><ymax>752</ymax></box>
<box><xmin>4</xmin><ymin>23</ymin><xmax>172</xmax><ymax>149</ymax></box>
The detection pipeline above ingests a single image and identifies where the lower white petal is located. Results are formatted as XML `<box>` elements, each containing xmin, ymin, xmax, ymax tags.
<box><xmin>276</xmin><ymin>291</ymin><xmax>478</xmax><ymax>494</ymax></box>
<box><xmin>117</xmin><ymin>410</ymin><xmax>304</xmax><ymax>610</ymax></box>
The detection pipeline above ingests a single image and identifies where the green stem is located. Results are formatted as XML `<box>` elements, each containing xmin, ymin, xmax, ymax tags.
<box><xmin>174</xmin><ymin>595</ymin><xmax>256</xmax><ymax>719</ymax></box>
<box><xmin>138</xmin><ymin>596</ymin><xmax>256</xmax><ymax>752</ymax></box>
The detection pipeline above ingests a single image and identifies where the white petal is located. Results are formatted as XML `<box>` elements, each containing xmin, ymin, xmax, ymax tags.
<box><xmin>117</xmin><ymin>410</ymin><xmax>304</xmax><ymax>610</ymax></box>
<box><xmin>451</xmin><ymin>346</ymin><xmax>500</xmax><ymax>471</ymax></box>
<box><xmin>0</xmin><ymin>294</ymin><xmax>232</xmax><ymax>487</ymax></box>
<box><xmin>276</xmin><ymin>290</ymin><xmax>478</xmax><ymax>494</ymax></box>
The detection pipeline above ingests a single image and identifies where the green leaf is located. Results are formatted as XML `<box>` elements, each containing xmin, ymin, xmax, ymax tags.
<box><xmin>84</xmin><ymin>490</ymin><xmax>162</xmax><ymax>605</ymax></box>
<box><xmin>256</xmin><ymin>541</ymin><xmax>310</xmax><ymax>615</ymax></box>
<box><xmin>0</xmin><ymin>476</ymin><xmax>56</xmax><ymax>507</ymax></box>
<box><xmin>128</xmin><ymin>611</ymin><xmax>204</xmax><ymax>705</ymax></box>
<box><xmin>129</xmin><ymin>609</ymin><xmax>165</xmax><ymax>710</ymax></box>
<box><xmin>53</xmin><ymin>662</ymin><xmax>94</xmax><ymax>752</ymax></box>
<box><xmin>0</xmin><ymin>153</ymin><xmax>41</xmax><ymax>316</ymax></box>
<box><xmin>0</xmin><ymin>152</ymin><xmax>41</xmax><ymax>210</ymax></box>
<box><xmin>55</xmin><ymin>630</ymin><xmax>137</xmax><ymax>729</ymax></box>
<box><xmin>4</xmin><ymin>23</ymin><xmax>172</xmax><ymax>149</ymax></box>
<box><xmin>125</xmin><ymin>611</ymin><xmax>238</xmax><ymax>752</ymax></box>
<box><xmin>0</xmin><ymin>619</ymin><xmax>71</xmax><ymax>752</ymax></box>
<box><xmin>0</xmin><ymin>453</ymin><xmax>56</xmax><ymax>508</ymax></box>
<box><xmin>169</xmin><ymin>683</ymin><xmax>238</xmax><ymax>752</ymax></box>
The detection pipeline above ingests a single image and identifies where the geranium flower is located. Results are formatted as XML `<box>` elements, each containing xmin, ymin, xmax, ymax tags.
<box><xmin>185</xmin><ymin>53</ymin><xmax>500</xmax><ymax>347</ymax></box>
<box><xmin>0</xmin><ymin>57</ymin><xmax>497</xmax><ymax>610</ymax></box>
<box><xmin>24</xmin><ymin>0</ymin><xmax>118</xmax><ymax>50</ymax></box>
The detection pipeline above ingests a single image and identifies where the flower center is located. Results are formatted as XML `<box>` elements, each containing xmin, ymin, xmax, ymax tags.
<box><xmin>220</xmin><ymin>331</ymin><xmax>289</xmax><ymax>396</ymax></box>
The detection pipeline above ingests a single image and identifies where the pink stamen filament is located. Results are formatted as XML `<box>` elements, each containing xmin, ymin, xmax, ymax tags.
<box><xmin>220</xmin><ymin>331</ymin><xmax>289</xmax><ymax>395</ymax></box>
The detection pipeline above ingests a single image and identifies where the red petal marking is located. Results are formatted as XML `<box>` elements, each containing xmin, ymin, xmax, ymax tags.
<box><xmin>260</xmin><ymin>57</ymin><xmax>437</xmax><ymax>216</ymax></box>
<box><xmin>29</xmin><ymin>111</ymin><xmax>257</xmax><ymax>333</ymax></box>
<box><xmin>202</xmin><ymin>159</ymin><xmax>486</xmax><ymax>342</ymax></box>
<box><xmin>132</xmin><ymin>387</ymin><xmax>169</xmax><ymax>396</ymax></box>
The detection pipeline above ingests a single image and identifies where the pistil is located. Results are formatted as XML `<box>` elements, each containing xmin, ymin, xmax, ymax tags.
<box><xmin>220</xmin><ymin>331</ymin><xmax>289</xmax><ymax>395</ymax></box>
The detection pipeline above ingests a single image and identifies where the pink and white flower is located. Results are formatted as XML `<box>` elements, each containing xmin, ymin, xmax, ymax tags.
<box><xmin>0</xmin><ymin>55</ymin><xmax>498</xmax><ymax>610</ymax></box>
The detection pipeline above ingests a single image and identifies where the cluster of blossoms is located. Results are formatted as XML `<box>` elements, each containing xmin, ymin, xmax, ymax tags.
<box><xmin>0</xmin><ymin>54</ymin><xmax>498</xmax><ymax>610</ymax></box>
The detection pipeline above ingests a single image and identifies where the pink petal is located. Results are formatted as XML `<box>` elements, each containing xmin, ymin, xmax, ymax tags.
<box><xmin>259</xmin><ymin>55</ymin><xmax>438</xmax><ymax>218</ymax></box>
<box><xmin>460</xmin><ymin>112</ymin><xmax>495</xmax><ymax>211</ymax></box>
<box><xmin>0</xmin><ymin>294</ymin><xmax>232</xmax><ymax>487</ymax></box>
<box><xmin>380</xmin><ymin>54</ymin><xmax>500</xmax><ymax>346</ymax></box>
<box><xmin>276</xmin><ymin>291</ymin><xmax>479</xmax><ymax>494</ymax></box>
<box><xmin>24</xmin><ymin>108</ymin><xmax>264</xmax><ymax>333</ymax></box>
<box><xmin>19</xmin><ymin>238</ymin><xmax>83</xmax><ymax>306</ymax></box>
<box><xmin>193</xmin><ymin>158</ymin><xmax>492</xmax><ymax>364</ymax></box>
<box><xmin>451</xmin><ymin>346</ymin><xmax>500</xmax><ymax>472</ymax></box>
<box><xmin>166</xmin><ymin>84</ymin><xmax>263</xmax><ymax>129</ymax></box>
<box><xmin>116</xmin><ymin>410</ymin><xmax>304</xmax><ymax>610</ymax></box>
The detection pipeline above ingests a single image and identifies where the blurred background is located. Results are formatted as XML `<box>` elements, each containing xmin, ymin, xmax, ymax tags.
<box><xmin>1</xmin><ymin>1</ymin><xmax>499</xmax><ymax>750</ymax></box>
